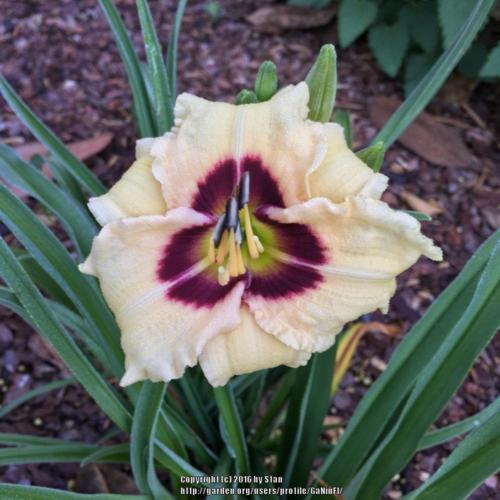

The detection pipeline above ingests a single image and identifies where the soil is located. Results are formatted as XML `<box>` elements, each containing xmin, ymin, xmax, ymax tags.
<box><xmin>0</xmin><ymin>0</ymin><xmax>499</xmax><ymax>498</ymax></box>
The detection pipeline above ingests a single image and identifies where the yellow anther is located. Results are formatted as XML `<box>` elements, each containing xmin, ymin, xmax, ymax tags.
<box><xmin>216</xmin><ymin>230</ymin><xmax>229</xmax><ymax>264</ymax></box>
<box><xmin>243</xmin><ymin>204</ymin><xmax>260</xmax><ymax>259</ymax></box>
<box><xmin>208</xmin><ymin>238</ymin><xmax>216</xmax><ymax>263</ymax></box>
<box><xmin>228</xmin><ymin>229</ymin><xmax>239</xmax><ymax>277</ymax></box>
<box><xmin>253</xmin><ymin>235</ymin><xmax>265</xmax><ymax>254</ymax></box>
<box><xmin>236</xmin><ymin>245</ymin><xmax>246</xmax><ymax>275</ymax></box>
<box><xmin>217</xmin><ymin>266</ymin><xmax>230</xmax><ymax>286</ymax></box>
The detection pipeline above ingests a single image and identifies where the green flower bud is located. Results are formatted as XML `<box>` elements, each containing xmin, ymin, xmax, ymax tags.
<box><xmin>356</xmin><ymin>141</ymin><xmax>386</xmax><ymax>173</ymax></box>
<box><xmin>305</xmin><ymin>44</ymin><xmax>337</xmax><ymax>123</ymax></box>
<box><xmin>254</xmin><ymin>61</ymin><xmax>278</xmax><ymax>102</ymax></box>
<box><xmin>235</xmin><ymin>89</ymin><xmax>258</xmax><ymax>105</ymax></box>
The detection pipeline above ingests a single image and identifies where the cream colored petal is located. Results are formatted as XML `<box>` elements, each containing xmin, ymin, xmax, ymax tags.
<box><xmin>199</xmin><ymin>307</ymin><xmax>311</xmax><ymax>387</ymax></box>
<box><xmin>151</xmin><ymin>83</ymin><xmax>324</xmax><ymax>210</ymax></box>
<box><xmin>79</xmin><ymin>208</ymin><xmax>245</xmax><ymax>385</ymax></box>
<box><xmin>306</xmin><ymin>123</ymin><xmax>388</xmax><ymax>202</ymax></box>
<box><xmin>245</xmin><ymin>197</ymin><xmax>442</xmax><ymax>352</ymax></box>
<box><xmin>88</xmin><ymin>139</ymin><xmax>166</xmax><ymax>226</ymax></box>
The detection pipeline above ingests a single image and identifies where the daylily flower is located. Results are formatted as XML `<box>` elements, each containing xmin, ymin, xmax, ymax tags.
<box><xmin>80</xmin><ymin>83</ymin><xmax>442</xmax><ymax>387</ymax></box>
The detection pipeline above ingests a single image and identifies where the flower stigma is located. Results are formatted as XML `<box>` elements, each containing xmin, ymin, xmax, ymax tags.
<box><xmin>207</xmin><ymin>172</ymin><xmax>265</xmax><ymax>286</ymax></box>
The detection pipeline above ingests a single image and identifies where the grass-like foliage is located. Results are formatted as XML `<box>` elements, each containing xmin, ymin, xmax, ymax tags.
<box><xmin>0</xmin><ymin>1</ymin><xmax>498</xmax><ymax>498</ymax></box>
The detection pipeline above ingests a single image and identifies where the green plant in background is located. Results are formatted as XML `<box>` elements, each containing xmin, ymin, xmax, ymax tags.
<box><xmin>0</xmin><ymin>1</ymin><xmax>499</xmax><ymax>499</ymax></box>
<box><xmin>338</xmin><ymin>0</ymin><xmax>500</xmax><ymax>93</ymax></box>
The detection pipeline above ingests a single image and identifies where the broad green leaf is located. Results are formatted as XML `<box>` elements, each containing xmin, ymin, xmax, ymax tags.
<box><xmin>314</xmin><ymin>230</ymin><xmax>499</xmax><ymax>490</ymax></box>
<box><xmin>356</xmin><ymin>141</ymin><xmax>385</xmax><ymax>172</ymax></box>
<box><xmin>166</xmin><ymin>0</ymin><xmax>187</xmax><ymax>99</ymax></box>
<box><xmin>407</xmin><ymin>410</ymin><xmax>500</xmax><ymax>499</ymax></box>
<box><xmin>374</xmin><ymin>0</ymin><xmax>495</xmax><ymax>147</ymax></box>
<box><xmin>347</xmin><ymin>239</ymin><xmax>500</xmax><ymax>499</ymax></box>
<box><xmin>479</xmin><ymin>44</ymin><xmax>500</xmax><ymax>78</ymax></box>
<box><xmin>0</xmin><ymin>237</ymin><xmax>131</xmax><ymax>432</ymax></box>
<box><xmin>457</xmin><ymin>42</ymin><xmax>489</xmax><ymax>78</ymax></box>
<box><xmin>0</xmin><ymin>484</ymin><xmax>147</xmax><ymax>499</ymax></box>
<box><xmin>0</xmin><ymin>184</ymin><xmax>124</xmax><ymax>376</ymax></box>
<box><xmin>0</xmin><ymin>377</ymin><xmax>75</xmax><ymax>419</ymax></box>
<box><xmin>137</xmin><ymin>0</ymin><xmax>173</xmax><ymax>134</ymax></box>
<box><xmin>0</xmin><ymin>143</ymin><xmax>96</xmax><ymax>257</ymax></box>
<box><xmin>254</xmin><ymin>61</ymin><xmax>278</xmax><ymax>102</ymax></box>
<box><xmin>98</xmin><ymin>0</ymin><xmax>155</xmax><ymax>137</ymax></box>
<box><xmin>305</xmin><ymin>44</ymin><xmax>337</xmax><ymax>123</ymax></box>
<box><xmin>418</xmin><ymin>396</ymin><xmax>500</xmax><ymax>451</ymax></box>
<box><xmin>213</xmin><ymin>385</ymin><xmax>250</xmax><ymax>474</ymax></box>
<box><xmin>438</xmin><ymin>0</ymin><xmax>475</xmax><ymax>48</ymax></box>
<box><xmin>338</xmin><ymin>0</ymin><xmax>378</xmax><ymax>47</ymax></box>
<box><xmin>0</xmin><ymin>75</ymin><xmax>105</xmax><ymax>196</ymax></box>
<box><xmin>277</xmin><ymin>345</ymin><xmax>336</xmax><ymax>490</ymax></box>
<box><xmin>131</xmin><ymin>381</ymin><xmax>171</xmax><ymax>499</ymax></box>
<box><xmin>332</xmin><ymin>109</ymin><xmax>352</xmax><ymax>148</ymax></box>
<box><xmin>400</xmin><ymin>1</ymin><xmax>439</xmax><ymax>54</ymax></box>
<box><xmin>368</xmin><ymin>21</ymin><xmax>409</xmax><ymax>77</ymax></box>
<box><xmin>404</xmin><ymin>52</ymin><xmax>439</xmax><ymax>97</ymax></box>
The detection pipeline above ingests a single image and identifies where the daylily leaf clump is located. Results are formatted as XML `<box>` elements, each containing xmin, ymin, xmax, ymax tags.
<box><xmin>80</xmin><ymin>83</ymin><xmax>441</xmax><ymax>387</ymax></box>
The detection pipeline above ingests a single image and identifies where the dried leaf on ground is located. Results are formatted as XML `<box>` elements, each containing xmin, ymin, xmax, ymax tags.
<box><xmin>246</xmin><ymin>5</ymin><xmax>336</xmax><ymax>34</ymax></box>
<box><xmin>400</xmin><ymin>191</ymin><xmax>444</xmax><ymax>216</ymax></box>
<box><xmin>14</xmin><ymin>133</ymin><xmax>113</xmax><ymax>162</ymax></box>
<box><xmin>369</xmin><ymin>97</ymin><xmax>475</xmax><ymax>167</ymax></box>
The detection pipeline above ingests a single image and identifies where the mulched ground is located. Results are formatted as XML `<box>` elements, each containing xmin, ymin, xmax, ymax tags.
<box><xmin>0</xmin><ymin>0</ymin><xmax>499</xmax><ymax>497</ymax></box>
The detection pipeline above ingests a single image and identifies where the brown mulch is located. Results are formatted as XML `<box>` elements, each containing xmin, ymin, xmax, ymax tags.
<box><xmin>0</xmin><ymin>0</ymin><xmax>499</xmax><ymax>497</ymax></box>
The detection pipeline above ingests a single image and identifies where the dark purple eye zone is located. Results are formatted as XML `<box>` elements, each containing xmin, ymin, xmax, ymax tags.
<box><xmin>158</xmin><ymin>155</ymin><xmax>327</xmax><ymax>308</ymax></box>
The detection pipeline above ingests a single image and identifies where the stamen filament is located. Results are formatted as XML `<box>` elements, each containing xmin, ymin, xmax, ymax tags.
<box><xmin>216</xmin><ymin>230</ymin><xmax>229</xmax><ymax>264</ymax></box>
<box><xmin>228</xmin><ymin>229</ymin><xmax>239</xmax><ymax>277</ymax></box>
<box><xmin>236</xmin><ymin>245</ymin><xmax>246</xmax><ymax>275</ymax></box>
<box><xmin>208</xmin><ymin>238</ymin><xmax>216</xmax><ymax>263</ymax></box>
<box><xmin>243</xmin><ymin>204</ymin><xmax>260</xmax><ymax>259</ymax></box>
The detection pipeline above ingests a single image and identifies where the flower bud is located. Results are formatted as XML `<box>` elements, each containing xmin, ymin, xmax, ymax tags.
<box><xmin>356</xmin><ymin>141</ymin><xmax>386</xmax><ymax>172</ymax></box>
<box><xmin>254</xmin><ymin>61</ymin><xmax>278</xmax><ymax>102</ymax></box>
<box><xmin>235</xmin><ymin>89</ymin><xmax>258</xmax><ymax>105</ymax></box>
<box><xmin>305</xmin><ymin>44</ymin><xmax>337</xmax><ymax>123</ymax></box>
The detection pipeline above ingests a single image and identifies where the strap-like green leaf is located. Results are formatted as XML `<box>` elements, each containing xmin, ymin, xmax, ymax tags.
<box><xmin>213</xmin><ymin>385</ymin><xmax>250</xmax><ymax>474</ymax></box>
<box><xmin>0</xmin><ymin>237</ymin><xmax>131</xmax><ymax>432</ymax></box>
<box><xmin>407</xmin><ymin>409</ymin><xmax>500</xmax><ymax>499</ymax></box>
<box><xmin>0</xmin><ymin>143</ymin><xmax>96</xmax><ymax>257</ymax></box>
<box><xmin>136</xmin><ymin>0</ymin><xmax>173</xmax><ymax>134</ymax></box>
<box><xmin>98</xmin><ymin>0</ymin><xmax>155</xmax><ymax>137</ymax></box>
<box><xmin>315</xmin><ymin>230</ymin><xmax>499</xmax><ymax>490</ymax></box>
<box><xmin>277</xmin><ymin>345</ymin><xmax>336</xmax><ymax>490</ymax></box>
<box><xmin>347</xmin><ymin>239</ymin><xmax>500</xmax><ymax>499</ymax></box>
<box><xmin>0</xmin><ymin>484</ymin><xmax>147</xmax><ymax>499</ymax></box>
<box><xmin>0</xmin><ymin>75</ymin><xmax>105</xmax><ymax>196</ymax></box>
<box><xmin>0</xmin><ymin>433</ymin><xmax>70</xmax><ymax>447</ymax></box>
<box><xmin>0</xmin><ymin>377</ymin><xmax>75</xmax><ymax>419</ymax></box>
<box><xmin>131</xmin><ymin>381</ymin><xmax>171</xmax><ymax>499</ymax></box>
<box><xmin>80</xmin><ymin>443</ymin><xmax>130</xmax><ymax>466</ymax></box>
<box><xmin>0</xmin><ymin>184</ymin><xmax>124</xmax><ymax>376</ymax></box>
<box><xmin>418</xmin><ymin>397</ymin><xmax>500</xmax><ymax>451</ymax></box>
<box><xmin>374</xmin><ymin>0</ymin><xmax>495</xmax><ymax>147</ymax></box>
<box><xmin>177</xmin><ymin>371</ymin><xmax>218</xmax><ymax>448</ymax></box>
<box><xmin>166</xmin><ymin>0</ymin><xmax>187</xmax><ymax>99</ymax></box>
